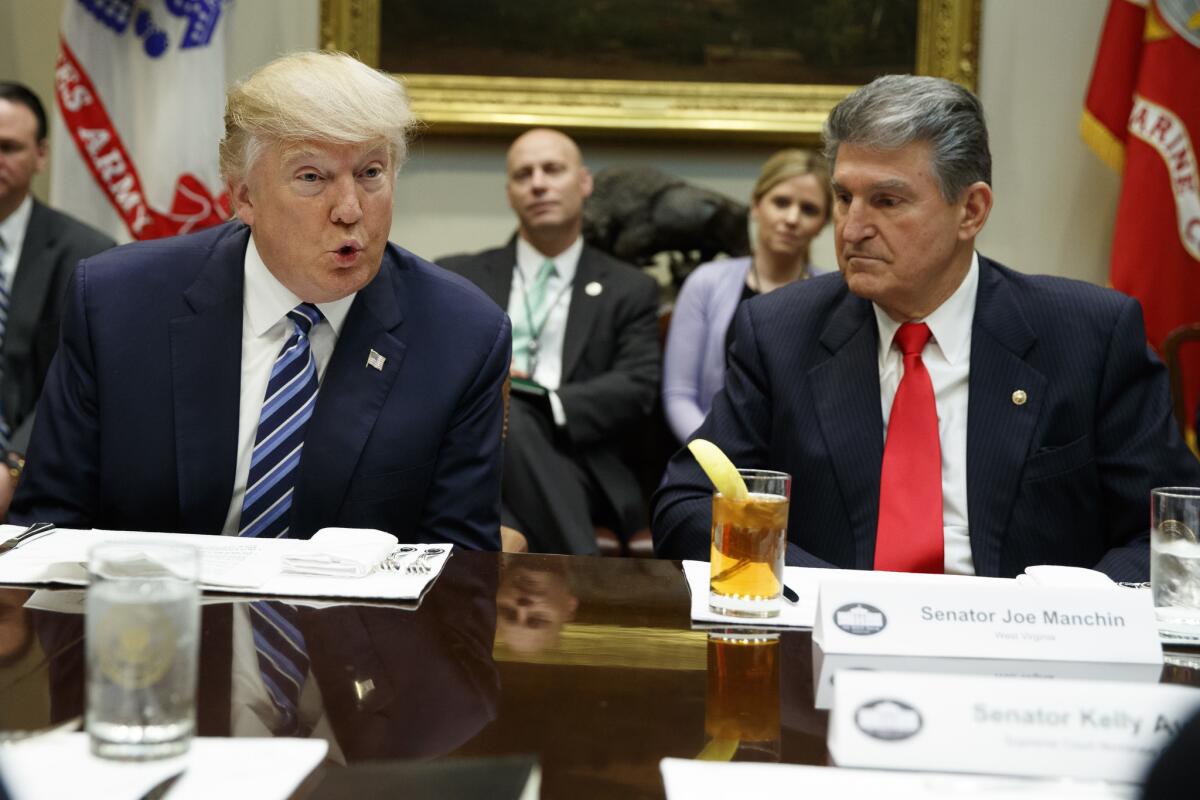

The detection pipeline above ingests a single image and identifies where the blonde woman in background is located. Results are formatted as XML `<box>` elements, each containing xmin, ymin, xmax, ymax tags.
<box><xmin>662</xmin><ymin>150</ymin><xmax>831</xmax><ymax>442</ymax></box>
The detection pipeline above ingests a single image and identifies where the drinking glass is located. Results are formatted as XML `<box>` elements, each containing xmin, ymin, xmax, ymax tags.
<box><xmin>703</xmin><ymin>631</ymin><xmax>781</xmax><ymax>761</ymax></box>
<box><xmin>708</xmin><ymin>469</ymin><xmax>790</xmax><ymax>618</ymax></box>
<box><xmin>1152</xmin><ymin>487</ymin><xmax>1200</xmax><ymax>634</ymax></box>
<box><xmin>86</xmin><ymin>541</ymin><xmax>200</xmax><ymax>760</ymax></box>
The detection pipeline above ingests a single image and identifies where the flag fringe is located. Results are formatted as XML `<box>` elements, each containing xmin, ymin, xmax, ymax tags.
<box><xmin>1079</xmin><ymin>109</ymin><xmax>1126</xmax><ymax>173</ymax></box>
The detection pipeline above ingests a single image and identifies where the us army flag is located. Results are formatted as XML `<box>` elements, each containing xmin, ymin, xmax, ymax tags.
<box><xmin>50</xmin><ymin>0</ymin><xmax>231</xmax><ymax>244</ymax></box>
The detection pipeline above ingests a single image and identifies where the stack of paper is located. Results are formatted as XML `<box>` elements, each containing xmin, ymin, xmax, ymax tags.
<box><xmin>0</xmin><ymin>525</ymin><xmax>452</xmax><ymax>601</ymax></box>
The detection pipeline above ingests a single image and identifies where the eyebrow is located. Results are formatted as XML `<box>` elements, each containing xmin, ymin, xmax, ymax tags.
<box><xmin>831</xmin><ymin>178</ymin><xmax>912</xmax><ymax>193</ymax></box>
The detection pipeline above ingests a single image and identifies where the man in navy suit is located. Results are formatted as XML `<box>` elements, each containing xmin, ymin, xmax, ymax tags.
<box><xmin>10</xmin><ymin>52</ymin><xmax>510</xmax><ymax>550</ymax></box>
<box><xmin>653</xmin><ymin>75</ymin><xmax>1200</xmax><ymax>581</ymax></box>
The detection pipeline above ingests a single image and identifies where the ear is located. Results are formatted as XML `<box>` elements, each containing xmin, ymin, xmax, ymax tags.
<box><xmin>957</xmin><ymin>181</ymin><xmax>992</xmax><ymax>240</ymax></box>
<box><xmin>231</xmin><ymin>178</ymin><xmax>255</xmax><ymax>227</ymax></box>
<box><xmin>579</xmin><ymin>165</ymin><xmax>594</xmax><ymax>199</ymax></box>
<box><xmin>33</xmin><ymin>139</ymin><xmax>48</xmax><ymax>174</ymax></box>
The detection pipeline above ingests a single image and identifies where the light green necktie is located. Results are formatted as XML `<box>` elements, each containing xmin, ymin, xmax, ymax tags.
<box><xmin>515</xmin><ymin>259</ymin><xmax>558</xmax><ymax>373</ymax></box>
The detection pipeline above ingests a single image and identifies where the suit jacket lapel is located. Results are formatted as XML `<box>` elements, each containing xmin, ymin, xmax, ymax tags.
<box><xmin>809</xmin><ymin>292</ymin><xmax>884</xmax><ymax>568</ymax></box>
<box><xmin>561</xmin><ymin>246</ymin><xmax>605</xmax><ymax>380</ymax></box>
<box><xmin>478</xmin><ymin>241</ymin><xmax>516</xmax><ymax>309</ymax></box>
<box><xmin>966</xmin><ymin>258</ymin><xmax>1044</xmax><ymax>576</ymax></box>
<box><xmin>291</xmin><ymin>250</ymin><xmax>406</xmax><ymax>535</ymax></box>
<box><xmin>7</xmin><ymin>200</ymin><xmax>59</xmax><ymax>354</ymax></box>
<box><xmin>170</xmin><ymin>226</ymin><xmax>246</xmax><ymax>533</ymax></box>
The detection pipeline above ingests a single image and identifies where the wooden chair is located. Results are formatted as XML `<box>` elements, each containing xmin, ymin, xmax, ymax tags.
<box><xmin>1163</xmin><ymin>323</ymin><xmax>1200</xmax><ymax>447</ymax></box>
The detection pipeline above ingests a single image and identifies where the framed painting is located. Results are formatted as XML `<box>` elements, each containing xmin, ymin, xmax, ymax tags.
<box><xmin>320</xmin><ymin>0</ymin><xmax>980</xmax><ymax>144</ymax></box>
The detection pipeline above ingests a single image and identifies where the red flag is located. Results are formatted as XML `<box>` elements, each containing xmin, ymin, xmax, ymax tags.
<box><xmin>1083</xmin><ymin>0</ymin><xmax>1200</xmax><ymax>444</ymax></box>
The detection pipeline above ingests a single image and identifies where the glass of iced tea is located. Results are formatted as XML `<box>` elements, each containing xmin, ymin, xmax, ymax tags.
<box><xmin>708</xmin><ymin>469</ymin><xmax>790</xmax><ymax>618</ymax></box>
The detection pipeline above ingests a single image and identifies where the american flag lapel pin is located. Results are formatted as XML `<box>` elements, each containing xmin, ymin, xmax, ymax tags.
<box><xmin>367</xmin><ymin>349</ymin><xmax>386</xmax><ymax>371</ymax></box>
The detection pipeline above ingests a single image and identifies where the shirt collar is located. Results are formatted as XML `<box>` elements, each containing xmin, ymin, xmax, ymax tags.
<box><xmin>874</xmin><ymin>250</ymin><xmax>980</xmax><ymax>368</ymax></box>
<box><xmin>515</xmin><ymin>235</ymin><xmax>582</xmax><ymax>286</ymax></box>
<box><xmin>0</xmin><ymin>195</ymin><xmax>34</xmax><ymax>264</ymax></box>
<box><xmin>243</xmin><ymin>232</ymin><xmax>356</xmax><ymax>339</ymax></box>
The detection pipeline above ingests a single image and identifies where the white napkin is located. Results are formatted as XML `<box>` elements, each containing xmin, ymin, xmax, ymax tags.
<box><xmin>0</xmin><ymin>733</ymin><xmax>327</xmax><ymax>800</ymax></box>
<box><xmin>1015</xmin><ymin>564</ymin><xmax>1118</xmax><ymax>588</ymax></box>
<box><xmin>280</xmin><ymin>527</ymin><xmax>397</xmax><ymax>578</ymax></box>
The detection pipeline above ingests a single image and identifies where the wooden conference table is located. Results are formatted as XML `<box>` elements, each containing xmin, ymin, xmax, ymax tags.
<box><xmin>1</xmin><ymin>552</ymin><xmax>1197</xmax><ymax>799</ymax></box>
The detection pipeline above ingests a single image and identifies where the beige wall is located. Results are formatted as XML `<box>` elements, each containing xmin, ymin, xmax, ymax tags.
<box><xmin>2</xmin><ymin>0</ymin><xmax>1120</xmax><ymax>283</ymax></box>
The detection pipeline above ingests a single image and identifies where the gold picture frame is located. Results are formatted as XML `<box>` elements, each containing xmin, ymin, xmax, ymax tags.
<box><xmin>320</xmin><ymin>0</ymin><xmax>980</xmax><ymax>144</ymax></box>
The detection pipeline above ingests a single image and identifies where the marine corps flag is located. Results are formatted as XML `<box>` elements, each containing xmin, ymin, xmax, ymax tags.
<box><xmin>1082</xmin><ymin>0</ymin><xmax>1200</xmax><ymax>441</ymax></box>
<box><xmin>50</xmin><ymin>0</ymin><xmax>232</xmax><ymax>244</ymax></box>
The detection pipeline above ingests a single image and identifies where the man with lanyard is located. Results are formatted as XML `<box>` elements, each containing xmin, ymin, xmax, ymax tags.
<box><xmin>441</xmin><ymin>128</ymin><xmax>660</xmax><ymax>554</ymax></box>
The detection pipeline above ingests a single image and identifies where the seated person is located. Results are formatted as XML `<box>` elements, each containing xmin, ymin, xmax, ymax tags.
<box><xmin>440</xmin><ymin>128</ymin><xmax>660</xmax><ymax>555</ymax></box>
<box><xmin>652</xmin><ymin>75</ymin><xmax>1200</xmax><ymax>581</ymax></box>
<box><xmin>0</xmin><ymin>82</ymin><xmax>115</xmax><ymax>519</ymax></box>
<box><xmin>663</xmin><ymin>149</ymin><xmax>831</xmax><ymax>442</ymax></box>
<box><xmin>10</xmin><ymin>52</ymin><xmax>510</xmax><ymax>550</ymax></box>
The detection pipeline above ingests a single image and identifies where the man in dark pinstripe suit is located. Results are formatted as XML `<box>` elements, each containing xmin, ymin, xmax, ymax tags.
<box><xmin>653</xmin><ymin>75</ymin><xmax>1200</xmax><ymax>581</ymax></box>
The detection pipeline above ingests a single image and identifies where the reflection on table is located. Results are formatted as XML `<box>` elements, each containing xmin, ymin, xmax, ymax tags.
<box><xmin>1</xmin><ymin>552</ymin><xmax>1197</xmax><ymax>799</ymax></box>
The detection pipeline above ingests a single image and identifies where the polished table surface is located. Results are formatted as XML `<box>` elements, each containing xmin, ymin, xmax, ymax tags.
<box><xmin>1</xmin><ymin>552</ymin><xmax>1198</xmax><ymax>799</ymax></box>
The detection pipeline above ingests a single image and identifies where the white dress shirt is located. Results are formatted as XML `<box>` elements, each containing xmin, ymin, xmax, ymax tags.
<box><xmin>510</xmin><ymin>235</ymin><xmax>582</xmax><ymax>425</ymax></box>
<box><xmin>220</xmin><ymin>234</ymin><xmax>355</xmax><ymax>536</ymax></box>
<box><xmin>0</xmin><ymin>196</ymin><xmax>33</xmax><ymax>295</ymax></box>
<box><xmin>873</xmin><ymin>252</ymin><xmax>980</xmax><ymax>575</ymax></box>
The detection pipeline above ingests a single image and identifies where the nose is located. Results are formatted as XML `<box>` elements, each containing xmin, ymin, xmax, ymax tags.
<box><xmin>330</xmin><ymin>174</ymin><xmax>363</xmax><ymax>225</ymax></box>
<box><xmin>838</xmin><ymin>198</ymin><xmax>873</xmax><ymax>244</ymax></box>
<box><xmin>529</xmin><ymin>168</ymin><xmax>548</xmax><ymax>194</ymax></box>
<box><xmin>782</xmin><ymin>203</ymin><xmax>801</xmax><ymax>226</ymax></box>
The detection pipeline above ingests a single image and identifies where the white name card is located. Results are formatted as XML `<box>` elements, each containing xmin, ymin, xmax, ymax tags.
<box><xmin>813</xmin><ymin>578</ymin><xmax>1162</xmax><ymax>666</ymax></box>
<box><xmin>828</xmin><ymin>670</ymin><xmax>1200</xmax><ymax>783</ymax></box>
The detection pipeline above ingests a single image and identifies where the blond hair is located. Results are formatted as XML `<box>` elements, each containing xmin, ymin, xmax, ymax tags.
<box><xmin>751</xmin><ymin>149</ymin><xmax>831</xmax><ymax>218</ymax></box>
<box><xmin>219</xmin><ymin>51</ymin><xmax>416</xmax><ymax>183</ymax></box>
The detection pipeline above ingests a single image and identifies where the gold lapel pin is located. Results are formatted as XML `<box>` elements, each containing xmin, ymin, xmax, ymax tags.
<box><xmin>1011</xmin><ymin>389</ymin><xmax>1028</xmax><ymax>406</ymax></box>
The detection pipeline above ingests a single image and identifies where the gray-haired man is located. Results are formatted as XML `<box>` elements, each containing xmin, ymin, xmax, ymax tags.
<box><xmin>653</xmin><ymin>75</ymin><xmax>1200</xmax><ymax>581</ymax></box>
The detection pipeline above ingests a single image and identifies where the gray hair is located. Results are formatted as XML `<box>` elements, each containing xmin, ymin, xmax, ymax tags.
<box><xmin>219</xmin><ymin>51</ymin><xmax>416</xmax><ymax>184</ymax></box>
<box><xmin>822</xmin><ymin>75</ymin><xmax>991</xmax><ymax>202</ymax></box>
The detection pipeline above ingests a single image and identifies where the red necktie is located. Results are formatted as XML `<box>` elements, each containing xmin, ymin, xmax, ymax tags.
<box><xmin>875</xmin><ymin>322</ymin><xmax>943</xmax><ymax>573</ymax></box>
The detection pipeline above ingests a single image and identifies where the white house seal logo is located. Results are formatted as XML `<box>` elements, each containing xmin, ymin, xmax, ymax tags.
<box><xmin>834</xmin><ymin>603</ymin><xmax>887</xmax><ymax>635</ymax></box>
<box><xmin>854</xmin><ymin>699</ymin><xmax>924</xmax><ymax>741</ymax></box>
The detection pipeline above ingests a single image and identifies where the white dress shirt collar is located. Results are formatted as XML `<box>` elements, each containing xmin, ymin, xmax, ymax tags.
<box><xmin>243</xmin><ymin>232</ymin><xmax>356</xmax><ymax>337</ymax></box>
<box><xmin>874</xmin><ymin>251</ymin><xmax>980</xmax><ymax>367</ymax></box>
<box><xmin>515</xmin><ymin>234</ymin><xmax>582</xmax><ymax>286</ymax></box>
<box><xmin>0</xmin><ymin>195</ymin><xmax>34</xmax><ymax>291</ymax></box>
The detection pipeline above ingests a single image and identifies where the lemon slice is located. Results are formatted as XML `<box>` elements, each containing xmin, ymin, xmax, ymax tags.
<box><xmin>687</xmin><ymin>439</ymin><xmax>748</xmax><ymax>500</ymax></box>
<box><xmin>696</xmin><ymin>737</ymin><xmax>740</xmax><ymax>761</ymax></box>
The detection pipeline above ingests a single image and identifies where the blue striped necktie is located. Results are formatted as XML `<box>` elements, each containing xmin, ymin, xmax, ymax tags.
<box><xmin>0</xmin><ymin>234</ymin><xmax>10</xmax><ymax>449</ymax></box>
<box><xmin>239</xmin><ymin>302</ymin><xmax>321</xmax><ymax>735</ymax></box>
<box><xmin>247</xmin><ymin>600</ymin><xmax>309</xmax><ymax>735</ymax></box>
<box><xmin>238</xmin><ymin>302</ymin><xmax>322</xmax><ymax>540</ymax></box>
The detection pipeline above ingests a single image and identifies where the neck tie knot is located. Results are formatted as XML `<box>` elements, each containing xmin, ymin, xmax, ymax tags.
<box><xmin>895</xmin><ymin>322</ymin><xmax>931</xmax><ymax>357</ymax></box>
<box><xmin>287</xmin><ymin>303</ymin><xmax>322</xmax><ymax>336</ymax></box>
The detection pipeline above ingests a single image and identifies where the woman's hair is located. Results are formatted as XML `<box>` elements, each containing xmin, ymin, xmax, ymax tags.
<box><xmin>751</xmin><ymin>149</ymin><xmax>831</xmax><ymax>219</ymax></box>
<box><xmin>219</xmin><ymin>50</ymin><xmax>417</xmax><ymax>184</ymax></box>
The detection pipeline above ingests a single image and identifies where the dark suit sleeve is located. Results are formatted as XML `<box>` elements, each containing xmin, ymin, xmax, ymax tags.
<box><xmin>418</xmin><ymin>313</ymin><xmax>512</xmax><ymax>551</ymax></box>
<box><xmin>652</xmin><ymin>303</ymin><xmax>837</xmax><ymax>568</ymax></box>
<box><xmin>5</xmin><ymin>220</ymin><xmax>114</xmax><ymax>457</ymax></box>
<box><xmin>1091</xmin><ymin>297</ymin><xmax>1200</xmax><ymax>580</ymax></box>
<box><xmin>556</xmin><ymin>274</ymin><xmax>660</xmax><ymax>447</ymax></box>
<box><xmin>9</xmin><ymin>263</ymin><xmax>101</xmax><ymax>527</ymax></box>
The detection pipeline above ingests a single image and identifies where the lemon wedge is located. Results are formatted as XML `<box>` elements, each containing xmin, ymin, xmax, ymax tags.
<box><xmin>696</xmin><ymin>737</ymin><xmax>740</xmax><ymax>761</ymax></box>
<box><xmin>687</xmin><ymin>439</ymin><xmax>748</xmax><ymax>500</ymax></box>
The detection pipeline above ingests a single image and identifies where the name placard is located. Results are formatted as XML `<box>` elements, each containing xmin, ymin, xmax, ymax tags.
<box><xmin>813</xmin><ymin>578</ymin><xmax>1161</xmax><ymax>666</ymax></box>
<box><xmin>828</xmin><ymin>670</ymin><xmax>1200</xmax><ymax>783</ymax></box>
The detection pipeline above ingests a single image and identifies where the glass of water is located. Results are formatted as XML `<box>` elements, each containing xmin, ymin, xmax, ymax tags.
<box><xmin>1151</xmin><ymin>487</ymin><xmax>1200</xmax><ymax>635</ymax></box>
<box><xmin>86</xmin><ymin>541</ymin><xmax>200</xmax><ymax>760</ymax></box>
